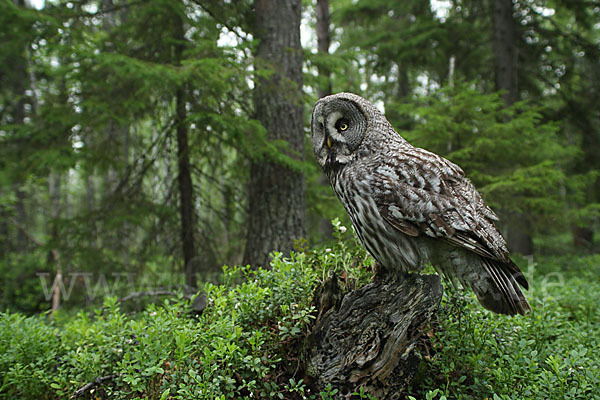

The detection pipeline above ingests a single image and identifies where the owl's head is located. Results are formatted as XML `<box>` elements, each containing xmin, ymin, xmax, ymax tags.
<box><xmin>311</xmin><ymin>92</ymin><xmax>389</xmax><ymax>170</ymax></box>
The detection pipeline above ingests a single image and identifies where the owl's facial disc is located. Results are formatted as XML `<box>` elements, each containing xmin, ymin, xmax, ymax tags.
<box><xmin>311</xmin><ymin>97</ymin><xmax>367</xmax><ymax>170</ymax></box>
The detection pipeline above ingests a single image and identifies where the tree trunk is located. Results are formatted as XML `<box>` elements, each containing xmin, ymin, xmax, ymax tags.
<box><xmin>0</xmin><ymin>199</ymin><xmax>7</xmax><ymax>255</ymax></box>
<box><xmin>315</xmin><ymin>0</ymin><xmax>334</xmax><ymax>241</ymax></box>
<box><xmin>176</xmin><ymin>88</ymin><xmax>197</xmax><ymax>289</ymax></box>
<box><xmin>397</xmin><ymin>62</ymin><xmax>410</xmax><ymax>100</ymax></box>
<box><xmin>572</xmin><ymin>225</ymin><xmax>594</xmax><ymax>250</ymax></box>
<box><xmin>492</xmin><ymin>0</ymin><xmax>518</xmax><ymax>105</ymax></box>
<box><xmin>303</xmin><ymin>272</ymin><xmax>443</xmax><ymax>399</ymax></box>
<box><xmin>243</xmin><ymin>0</ymin><xmax>306</xmax><ymax>267</ymax></box>
<box><xmin>174</xmin><ymin>16</ymin><xmax>198</xmax><ymax>289</ymax></box>
<box><xmin>492</xmin><ymin>0</ymin><xmax>533</xmax><ymax>255</ymax></box>
<box><xmin>14</xmin><ymin>188</ymin><xmax>28</xmax><ymax>252</ymax></box>
<box><xmin>505</xmin><ymin>220</ymin><xmax>533</xmax><ymax>255</ymax></box>
<box><xmin>85</xmin><ymin>164</ymin><xmax>97</xmax><ymax>247</ymax></box>
<box><xmin>47</xmin><ymin>172</ymin><xmax>62</xmax><ymax>315</ymax></box>
<box><xmin>13</xmin><ymin>0</ymin><xmax>30</xmax><ymax>253</ymax></box>
<box><xmin>316</xmin><ymin>0</ymin><xmax>332</xmax><ymax>99</ymax></box>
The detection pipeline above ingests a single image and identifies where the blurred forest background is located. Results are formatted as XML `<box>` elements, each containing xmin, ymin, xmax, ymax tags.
<box><xmin>1</xmin><ymin>0</ymin><xmax>600</xmax><ymax>314</ymax></box>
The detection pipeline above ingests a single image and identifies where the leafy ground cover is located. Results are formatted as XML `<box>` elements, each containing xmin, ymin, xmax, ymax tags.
<box><xmin>410</xmin><ymin>253</ymin><xmax>600</xmax><ymax>400</ymax></box>
<box><xmin>1</xmin><ymin>225</ymin><xmax>599</xmax><ymax>399</ymax></box>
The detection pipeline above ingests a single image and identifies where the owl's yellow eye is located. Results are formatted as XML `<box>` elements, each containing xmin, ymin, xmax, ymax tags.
<box><xmin>335</xmin><ymin>118</ymin><xmax>350</xmax><ymax>132</ymax></box>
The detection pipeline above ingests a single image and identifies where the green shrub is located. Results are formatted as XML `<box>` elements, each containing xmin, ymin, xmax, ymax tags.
<box><xmin>0</xmin><ymin>224</ymin><xmax>363</xmax><ymax>400</ymax></box>
<box><xmin>0</xmin><ymin>312</ymin><xmax>60</xmax><ymax>397</ymax></box>
<box><xmin>410</xmin><ymin>255</ymin><xmax>600</xmax><ymax>400</ymax></box>
<box><xmin>1</xmin><ymin>226</ymin><xmax>599</xmax><ymax>399</ymax></box>
<box><xmin>0</xmin><ymin>251</ymin><xmax>51</xmax><ymax>314</ymax></box>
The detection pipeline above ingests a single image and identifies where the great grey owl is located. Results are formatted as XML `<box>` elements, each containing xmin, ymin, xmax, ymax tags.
<box><xmin>311</xmin><ymin>92</ymin><xmax>531</xmax><ymax>315</ymax></box>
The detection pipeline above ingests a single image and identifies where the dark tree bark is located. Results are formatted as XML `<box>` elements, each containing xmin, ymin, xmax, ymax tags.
<box><xmin>492</xmin><ymin>0</ymin><xmax>533</xmax><ymax>255</ymax></box>
<box><xmin>316</xmin><ymin>0</ymin><xmax>332</xmax><ymax>99</ymax></box>
<box><xmin>303</xmin><ymin>272</ymin><xmax>443</xmax><ymax>399</ymax></box>
<box><xmin>176</xmin><ymin>87</ymin><xmax>197</xmax><ymax>289</ymax></box>
<box><xmin>14</xmin><ymin>187</ymin><xmax>28</xmax><ymax>251</ymax></box>
<box><xmin>173</xmin><ymin>16</ymin><xmax>198</xmax><ymax>288</ymax></box>
<box><xmin>47</xmin><ymin>172</ymin><xmax>62</xmax><ymax>315</ymax></box>
<box><xmin>0</xmin><ymin>206</ymin><xmax>7</xmax><ymax>255</ymax></box>
<box><xmin>492</xmin><ymin>0</ymin><xmax>519</xmax><ymax>105</ymax></box>
<box><xmin>243</xmin><ymin>0</ymin><xmax>306</xmax><ymax>267</ymax></box>
<box><xmin>397</xmin><ymin>62</ymin><xmax>411</xmax><ymax>100</ymax></box>
<box><xmin>572</xmin><ymin>225</ymin><xmax>594</xmax><ymax>249</ymax></box>
<box><xmin>12</xmin><ymin>0</ymin><xmax>29</xmax><ymax>253</ymax></box>
<box><xmin>315</xmin><ymin>0</ymin><xmax>334</xmax><ymax>241</ymax></box>
<box><xmin>85</xmin><ymin>156</ymin><xmax>97</xmax><ymax>247</ymax></box>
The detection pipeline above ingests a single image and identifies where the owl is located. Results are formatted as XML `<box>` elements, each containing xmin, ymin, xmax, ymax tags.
<box><xmin>311</xmin><ymin>92</ymin><xmax>531</xmax><ymax>315</ymax></box>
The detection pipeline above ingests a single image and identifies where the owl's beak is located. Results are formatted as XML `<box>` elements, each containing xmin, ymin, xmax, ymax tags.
<box><xmin>327</xmin><ymin>136</ymin><xmax>332</xmax><ymax>149</ymax></box>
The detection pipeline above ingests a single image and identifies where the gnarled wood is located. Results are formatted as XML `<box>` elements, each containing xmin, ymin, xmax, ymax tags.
<box><xmin>304</xmin><ymin>272</ymin><xmax>442</xmax><ymax>399</ymax></box>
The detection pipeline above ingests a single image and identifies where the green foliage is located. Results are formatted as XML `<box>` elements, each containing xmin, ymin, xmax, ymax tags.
<box><xmin>0</xmin><ymin>311</ymin><xmax>60</xmax><ymax>396</ymax></box>
<box><xmin>409</xmin><ymin>255</ymin><xmax>600</xmax><ymax>400</ymax></box>
<box><xmin>305</xmin><ymin>218</ymin><xmax>374</xmax><ymax>288</ymax></box>
<box><xmin>0</xmin><ymin>0</ymin><xmax>260</xmax><ymax>291</ymax></box>
<box><xmin>0</xmin><ymin>250</ymin><xmax>50</xmax><ymax>314</ymax></box>
<box><xmin>1</xmin><ymin>227</ymin><xmax>599</xmax><ymax>399</ymax></box>
<box><xmin>0</xmin><ymin>221</ymin><xmax>368</xmax><ymax>399</ymax></box>
<box><xmin>0</xmin><ymin>234</ymin><xmax>363</xmax><ymax>400</ymax></box>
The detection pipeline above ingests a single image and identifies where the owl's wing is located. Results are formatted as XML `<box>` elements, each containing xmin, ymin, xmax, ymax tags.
<box><xmin>371</xmin><ymin>150</ymin><xmax>530</xmax><ymax>314</ymax></box>
<box><xmin>371</xmin><ymin>148</ymin><xmax>509</xmax><ymax>263</ymax></box>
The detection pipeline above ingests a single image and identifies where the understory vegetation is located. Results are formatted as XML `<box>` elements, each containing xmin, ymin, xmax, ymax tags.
<box><xmin>1</xmin><ymin>225</ymin><xmax>598</xmax><ymax>400</ymax></box>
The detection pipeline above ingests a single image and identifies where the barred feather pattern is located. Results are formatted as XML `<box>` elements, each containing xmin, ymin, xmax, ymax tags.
<box><xmin>312</xmin><ymin>92</ymin><xmax>531</xmax><ymax>316</ymax></box>
<box><xmin>329</xmin><ymin>163</ymin><xmax>431</xmax><ymax>273</ymax></box>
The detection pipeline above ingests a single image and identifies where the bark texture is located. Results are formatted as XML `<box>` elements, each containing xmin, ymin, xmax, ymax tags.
<box><xmin>316</xmin><ymin>0</ymin><xmax>332</xmax><ymax>99</ymax></box>
<box><xmin>315</xmin><ymin>0</ymin><xmax>334</xmax><ymax>240</ymax></box>
<box><xmin>244</xmin><ymin>0</ymin><xmax>305</xmax><ymax>267</ymax></box>
<box><xmin>176</xmin><ymin>84</ymin><xmax>197</xmax><ymax>288</ymax></box>
<box><xmin>303</xmin><ymin>272</ymin><xmax>443</xmax><ymax>399</ymax></box>
<box><xmin>173</xmin><ymin>15</ymin><xmax>198</xmax><ymax>288</ymax></box>
<box><xmin>13</xmin><ymin>0</ymin><xmax>30</xmax><ymax>253</ymax></box>
<box><xmin>492</xmin><ymin>0</ymin><xmax>519</xmax><ymax>105</ymax></box>
<box><xmin>492</xmin><ymin>0</ymin><xmax>533</xmax><ymax>255</ymax></box>
<box><xmin>47</xmin><ymin>172</ymin><xmax>62</xmax><ymax>315</ymax></box>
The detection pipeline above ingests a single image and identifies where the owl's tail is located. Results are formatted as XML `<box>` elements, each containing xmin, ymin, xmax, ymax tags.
<box><xmin>472</xmin><ymin>258</ymin><xmax>531</xmax><ymax>316</ymax></box>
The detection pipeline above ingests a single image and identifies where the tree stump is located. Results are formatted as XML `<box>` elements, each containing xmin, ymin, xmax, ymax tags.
<box><xmin>303</xmin><ymin>272</ymin><xmax>443</xmax><ymax>399</ymax></box>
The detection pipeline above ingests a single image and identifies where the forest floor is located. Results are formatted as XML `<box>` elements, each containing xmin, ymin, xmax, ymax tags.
<box><xmin>409</xmin><ymin>253</ymin><xmax>600</xmax><ymax>400</ymax></box>
<box><xmin>1</xmin><ymin>243</ymin><xmax>599</xmax><ymax>399</ymax></box>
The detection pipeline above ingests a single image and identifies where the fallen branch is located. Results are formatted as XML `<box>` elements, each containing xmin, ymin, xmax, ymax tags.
<box><xmin>71</xmin><ymin>374</ymin><xmax>118</xmax><ymax>398</ymax></box>
<box><xmin>118</xmin><ymin>289</ymin><xmax>189</xmax><ymax>303</ymax></box>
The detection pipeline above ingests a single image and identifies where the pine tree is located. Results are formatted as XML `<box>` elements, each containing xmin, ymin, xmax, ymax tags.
<box><xmin>243</xmin><ymin>0</ymin><xmax>306</xmax><ymax>267</ymax></box>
